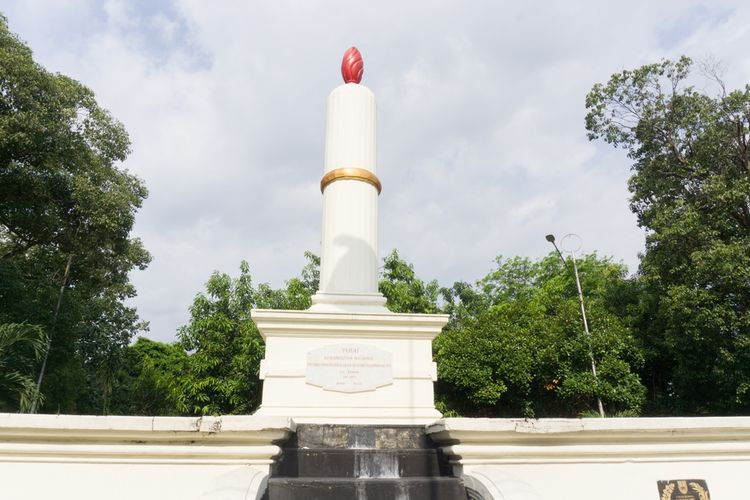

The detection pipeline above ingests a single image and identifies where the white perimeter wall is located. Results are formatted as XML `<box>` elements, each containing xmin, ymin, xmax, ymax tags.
<box><xmin>428</xmin><ymin>417</ymin><xmax>750</xmax><ymax>500</ymax></box>
<box><xmin>0</xmin><ymin>414</ymin><xmax>293</xmax><ymax>500</ymax></box>
<box><xmin>2</xmin><ymin>414</ymin><xmax>750</xmax><ymax>499</ymax></box>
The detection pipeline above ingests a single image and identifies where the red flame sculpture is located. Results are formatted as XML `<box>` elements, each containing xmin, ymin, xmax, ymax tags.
<box><xmin>341</xmin><ymin>47</ymin><xmax>363</xmax><ymax>84</ymax></box>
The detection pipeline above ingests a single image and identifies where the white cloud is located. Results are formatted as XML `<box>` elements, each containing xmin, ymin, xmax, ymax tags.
<box><xmin>511</xmin><ymin>197</ymin><xmax>556</xmax><ymax>220</ymax></box>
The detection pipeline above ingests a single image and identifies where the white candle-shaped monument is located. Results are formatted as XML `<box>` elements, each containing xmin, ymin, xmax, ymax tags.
<box><xmin>252</xmin><ymin>48</ymin><xmax>446</xmax><ymax>423</ymax></box>
<box><xmin>311</xmin><ymin>47</ymin><xmax>388</xmax><ymax>312</ymax></box>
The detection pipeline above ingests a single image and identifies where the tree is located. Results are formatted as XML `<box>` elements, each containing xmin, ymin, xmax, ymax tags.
<box><xmin>435</xmin><ymin>254</ymin><xmax>645</xmax><ymax>417</ymax></box>
<box><xmin>379</xmin><ymin>249</ymin><xmax>441</xmax><ymax>314</ymax></box>
<box><xmin>109</xmin><ymin>337</ymin><xmax>187</xmax><ymax>416</ymax></box>
<box><xmin>175</xmin><ymin>262</ymin><xmax>262</xmax><ymax>415</ymax></box>
<box><xmin>175</xmin><ymin>254</ymin><xmax>318</xmax><ymax>415</ymax></box>
<box><xmin>586</xmin><ymin>57</ymin><xmax>750</xmax><ymax>414</ymax></box>
<box><xmin>0</xmin><ymin>15</ymin><xmax>150</xmax><ymax>413</ymax></box>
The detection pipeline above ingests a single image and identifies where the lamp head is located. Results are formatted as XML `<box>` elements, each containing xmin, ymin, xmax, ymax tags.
<box><xmin>545</xmin><ymin>234</ymin><xmax>555</xmax><ymax>243</ymax></box>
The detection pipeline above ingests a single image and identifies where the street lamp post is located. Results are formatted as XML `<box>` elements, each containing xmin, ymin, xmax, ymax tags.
<box><xmin>545</xmin><ymin>234</ymin><xmax>605</xmax><ymax>418</ymax></box>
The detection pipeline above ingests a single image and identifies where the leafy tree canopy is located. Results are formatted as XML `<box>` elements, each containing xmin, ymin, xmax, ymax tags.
<box><xmin>379</xmin><ymin>249</ymin><xmax>441</xmax><ymax>314</ymax></box>
<box><xmin>109</xmin><ymin>337</ymin><xmax>187</xmax><ymax>416</ymax></box>
<box><xmin>173</xmin><ymin>254</ymin><xmax>319</xmax><ymax>416</ymax></box>
<box><xmin>436</xmin><ymin>254</ymin><xmax>645</xmax><ymax>418</ymax></box>
<box><xmin>586</xmin><ymin>57</ymin><xmax>750</xmax><ymax>414</ymax></box>
<box><xmin>0</xmin><ymin>15</ymin><xmax>150</xmax><ymax>413</ymax></box>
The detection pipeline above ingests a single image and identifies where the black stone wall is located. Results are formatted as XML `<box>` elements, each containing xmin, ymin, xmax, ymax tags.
<box><xmin>265</xmin><ymin>425</ymin><xmax>468</xmax><ymax>500</ymax></box>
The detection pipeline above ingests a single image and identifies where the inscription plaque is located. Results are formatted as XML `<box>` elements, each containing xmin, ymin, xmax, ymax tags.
<box><xmin>306</xmin><ymin>343</ymin><xmax>393</xmax><ymax>393</ymax></box>
<box><xmin>657</xmin><ymin>479</ymin><xmax>710</xmax><ymax>500</ymax></box>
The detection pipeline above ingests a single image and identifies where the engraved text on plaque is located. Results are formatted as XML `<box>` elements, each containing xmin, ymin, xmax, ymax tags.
<box><xmin>306</xmin><ymin>343</ymin><xmax>393</xmax><ymax>393</ymax></box>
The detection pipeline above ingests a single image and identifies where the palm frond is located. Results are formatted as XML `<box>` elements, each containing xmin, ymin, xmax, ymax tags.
<box><xmin>0</xmin><ymin>323</ymin><xmax>48</xmax><ymax>361</ymax></box>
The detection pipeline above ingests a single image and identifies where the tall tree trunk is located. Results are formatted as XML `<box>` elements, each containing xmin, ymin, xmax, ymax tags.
<box><xmin>29</xmin><ymin>252</ymin><xmax>73</xmax><ymax>413</ymax></box>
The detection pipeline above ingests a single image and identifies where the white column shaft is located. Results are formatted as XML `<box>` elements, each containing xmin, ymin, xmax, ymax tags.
<box><xmin>324</xmin><ymin>84</ymin><xmax>376</xmax><ymax>173</ymax></box>
<box><xmin>316</xmin><ymin>82</ymin><xmax>383</xmax><ymax>303</ymax></box>
<box><xmin>319</xmin><ymin>181</ymin><xmax>379</xmax><ymax>294</ymax></box>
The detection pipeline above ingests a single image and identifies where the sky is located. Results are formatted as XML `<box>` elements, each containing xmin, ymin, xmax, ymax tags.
<box><xmin>4</xmin><ymin>1</ymin><xmax>750</xmax><ymax>342</ymax></box>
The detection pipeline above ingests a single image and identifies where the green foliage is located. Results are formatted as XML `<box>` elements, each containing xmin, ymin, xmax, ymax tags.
<box><xmin>379</xmin><ymin>250</ymin><xmax>441</xmax><ymax>313</ymax></box>
<box><xmin>175</xmin><ymin>261</ymin><xmax>263</xmax><ymax>415</ymax></box>
<box><xmin>0</xmin><ymin>15</ymin><xmax>150</xmax><ymax>413</ymax></box>
<box><xmin>174</xmin><ymin>255</ymin><xmax>318</xmax><ymax>415</ymax></box>
<box><xmin>586</xmin><ymin>57</ymin><xmax>750</xmax><ymax>414</ymax></box>
<box><xmin>0</xmin><ymin>323</ymin><xmax>48</xmax><ymax>411</ymax></box>
<box><xmin>109</xmin><ymin>337</ymin><xmax>187</xmax><ymax>416</ymax></box>
<box><xmin>435</xmin><ymin>254</ymin><xmax>645</xmax><ymax>417</ymax></box>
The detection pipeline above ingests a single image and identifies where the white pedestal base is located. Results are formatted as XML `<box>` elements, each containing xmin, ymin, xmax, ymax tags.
<box><xmin>309</xmin><ymin>292</ymin><xmax>388</xmax><ymax>313</ymax></box>
<box><xmin>251</xmin><ymin>309</ymin><xmax>448</xmax><ymax>424</ymax></box>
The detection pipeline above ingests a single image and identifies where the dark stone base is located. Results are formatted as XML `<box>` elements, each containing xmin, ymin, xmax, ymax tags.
<box><xmin>265</xmin><ymin>425</ymin><xmax>467</xmax><ymax>500</ymax></box>
<box><xmin>268</xmin><ymin>477</ymin><xmax>466</xmax><ymax>500</ymax></box>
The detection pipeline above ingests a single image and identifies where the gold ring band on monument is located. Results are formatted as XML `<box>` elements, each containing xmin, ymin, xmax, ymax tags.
<box><xmin>320</xmin><ymin>167</ymin><xmax>382</xmax><ymax>195</ymax></box>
